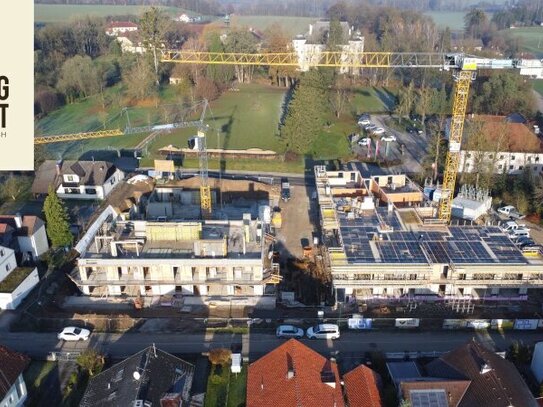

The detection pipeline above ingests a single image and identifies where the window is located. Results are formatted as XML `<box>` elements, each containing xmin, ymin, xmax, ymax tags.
<box><xmin>509</xmin><ymin>165</ymin><xmax>514</xmax><ymax>170</ymax></box>
<box><xmin>511</xmin><ymin>155</ymin><xmax>516</xmax><ymax>160</ymax></box>
<box><xmin>498</xmin><ymin>165</ymin><xmax>503</xmax><ymax>170</ymax></box>
<box><xmin>6</xmin><ymin>263</ymin><xmax>10</xmax><ymax>272</ymax></box>
<box><xmin>466</xmin><ymin>153</ymin><xmax>471</xmax><ymax>158</ymax></box>
<box><xmin>85</xmin><ymin>188</ymin><xmax>96</xmax><ymax>195</ymax></box>
<box><xmin>519</xmin><ymin>166</ymin><xmax>523</xmax><ymax>170</ymax></box>
<box><xmin>500</xmin><ymin>155</ymin><xmax>505</xmax><ymax>159</ymax></box>
<box><xmin>110</xmin><ymin>177</ymin><xmax>115</xmax><ymax>185</ymax></box>
<box><xmin>0</xmin><ymin>249</ymin><xmax>3</xmax><ymax>257</ymax></box>
<box><xmin>536</xmin><ymin>157</ymin><xmax>540</xmax><ymax>163</ymax></box>
<box><xmin>66</xmin><ymin>175</ymin><xmax>75</xmax><ymax>182</ymax></box>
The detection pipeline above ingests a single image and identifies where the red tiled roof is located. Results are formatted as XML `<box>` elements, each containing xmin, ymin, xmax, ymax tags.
<box><xmin>400</xmin><ymin>380</ymin><xmax>471</xmax><ymax>407</ymax></box>
<box><xmin>0</xmin><ymin>346</ymin><xmax>30</xmax><ymax>400</ymax></box>
<box><xmin>468</xmin><ymin>115</ymin><xmax>541</xmax><ymax>153</ymax></box>
<box><xmin>0</xmin><ymin>215</ymin><xmax>44</xmax><ymax>237</ymax></box>
<box><xmin>343</xmin><ymin>364</ymin><xmax>383</xmax><ymax>407</ymax></box>
<box><xmin>247</xmin><ymin>339</ymin><xmax>344</xmax><ymax>407</ymax></box>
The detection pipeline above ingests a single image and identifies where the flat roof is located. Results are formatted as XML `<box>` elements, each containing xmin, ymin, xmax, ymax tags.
<box><xmin>0</xmin><ymin>267</ymin><xmax>34</xmax><ymax>293</ymax></box>
<box><xmin>338</xmin><ymin>209</ymin><xmax>526</xmax><ymax>265</ymax></box>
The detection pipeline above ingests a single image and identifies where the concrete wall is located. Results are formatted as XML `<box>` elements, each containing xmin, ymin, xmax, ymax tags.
<box><xmin>0</xmin><ymin>374</ymin><xmax>28</xmax><ymax>407</ymax></box>
<box><xmin>0</xmin><ymin>267</ymin><xmax>39</xmax><ymax>310</ymax></box>
<box><xmin>18</xmin><ymin>225</ymin><xmax>49</xmax><ymax>259</ymax></box>
<box><xmin>0</xmin><ymin>247</ymin><xmax>17</xmax><ymax>282</ymax></box>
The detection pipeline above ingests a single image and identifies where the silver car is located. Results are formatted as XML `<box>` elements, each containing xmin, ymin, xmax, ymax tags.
<box><xmin>57</xmin><ymin>326</ymin><xmax>91</xmax><ymax>341</ymax></box>
<box><xmin>306</xmin><ymin>324</ymin><xmax>340</xmax><ymax>340</ymax></box>
<box><xmin>276</xmin><ymin>324</ymin><xmax>304</xmax><ymax>339</ymax></box>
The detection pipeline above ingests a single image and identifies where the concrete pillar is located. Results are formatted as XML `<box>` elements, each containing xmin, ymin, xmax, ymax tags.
<box><xmin>199</xmin><ymin>285</ymin><xmax>208</xmax><ymax>296</ymax></box>
<box><xmin>253</xmin><ymin>285</ymin><xmax>263</xmax><ymax>296</ymax></box>
<box><xmin>139</xmin><ymin>285</ymin><xmax>146</xmax><ymax>296</ymax></box>
<box><xmin>82</xmin><ymin>286</ymin><xmax>90</xmax><ymax>295</ymax></box>
<box><xmin>226</xmin><ymin>285</ymin><xmax>234</xmax><ymax>295</ymax></box>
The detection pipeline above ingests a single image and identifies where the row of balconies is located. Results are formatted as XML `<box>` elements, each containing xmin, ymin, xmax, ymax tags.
<box><xmin>79</xmin><ymin>269</ymin><xmax>259</xmax><ymax>285</ymax></box>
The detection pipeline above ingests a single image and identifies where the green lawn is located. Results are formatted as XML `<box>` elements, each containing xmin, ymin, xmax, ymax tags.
<box><xmin>35</xmin><ymin>82</ymin><xmax>394</xmax><ymax>173</ymax></box>
<box><xmin>35</xmin><ymin>4</ymin><xmax>184</xmax><ymax>23</ymax></box>
<box><xmin>533</xmin><ymin>79</ymin><xmax>543</xmax><ymax>96</ymax></box>
<box><xmin>229</xmin><ymin>15</ymin><xmax>317</xmax><ymax>36</ymax></box>
<box><xmin>204</xmin><ymin>363</ymin><xmax>247</xmax><ymax>407</ymax></box>
<box><xmin>504</xmin><ymin>27</ymin><xmax>543</xmax><ymax>58</ymax></box>
<box><xmin>424</xmin><ymin>11</ymin><xmax>495</xmax><ymax>31</ymax></box>
<box><xmin>227</xmin><ymin>366</ymin><xmax>247</xmax><ymax>407</ymax></box>
<box><xmin>23</xmin><ymin>361</ymin><xmax>56</xmax><ymax>405</ymax></box>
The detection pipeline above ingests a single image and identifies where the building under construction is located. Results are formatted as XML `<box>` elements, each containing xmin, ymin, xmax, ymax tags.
<box><xmin>314</xmin><ymin>166</ymin><xmax>543</xmax><ymax>303</ymax></box>
<box><xmin>70</xmin><ymin>177</ymin><xmax>280</xmax><ymax>301</ymax></box>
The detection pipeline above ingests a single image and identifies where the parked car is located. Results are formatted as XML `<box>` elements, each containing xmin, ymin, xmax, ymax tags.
<box><xmin>364</xmin><ymin>123</ymin><xmax>377</xmax><ymax>131</ymax></box>
<box><xmin>407</xmin><ymin>126</ymin><xmax>423</xmax><ymax>135</ymax></box>
<box><xmin>306</xmin><ymin>324</ymin><xmax>340</xmax><ymax>340</ymax></box>
<box><xmin>380</xmin><ymin>134</ymin><xmax>397</xmax><ymax>142</ymax></box>
<box><xmin>58</xmin><ymin>327</ymin><xmax>90</xmax><ymax>341</ymax></box>
<box><xmin>500</xmin><ymin>220</ymin><xmax>521</xmax><ymax>233</ymax></box>
<box><xmin>358</xmin><ymin>137</ymin><xmax>371</xmax><ymax>146</ymax></box>
<box><xmin>358</xmin><ymin>118</ymin><xmax>371</xmax><ymax>126</ymax></box>
<box><xmin>281</xmin><ymin>178</ymin><xmax>291</xmax><ymax>202</ymax></box>
<box><xmin>509</xmin><ymin>228</ymin><xmax>530</xmax><ymax>240</ymax></box>
<box><xmin>276</xmin><ymin>325</ymin><xmax>304</xmax><ymax>339</ymax></box>
<box><xmin>514</xmin><ymin>235</ymin><xmax>533</xmax><ymax>245</ymax></box>
<box><xmin>519</xmin><ymin>239</ymin><xmax>536</xmax><ymax>249</ymax></box>
<box><xmin>498</xmin><ymin>205</ymin><xmax>525</xmax><ymax>219</ymax></box>
<box><xmin>370</xmin><ymin>127</ymin><xmax>385</xmax><ymax>135</ymax></box>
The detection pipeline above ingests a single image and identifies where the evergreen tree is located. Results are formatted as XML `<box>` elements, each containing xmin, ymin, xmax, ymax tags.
<box><xmin>281</xmin><ymin>70</ymin><xmax>327</xmax><ymax>154</ymax></box>
<box><xmin>43</xmin><ymin>186</ymin><xmax>73</xmax><ymax>248</ymax></box>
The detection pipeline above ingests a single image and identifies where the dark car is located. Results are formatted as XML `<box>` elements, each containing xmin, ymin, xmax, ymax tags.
<box><xmin>281</xmin><ymin>178</ymin><xmax>291</xmax><ymax>202</ymax></box>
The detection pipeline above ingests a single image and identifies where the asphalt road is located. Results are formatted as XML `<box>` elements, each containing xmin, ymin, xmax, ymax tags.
<box><xmin>3</xmin><ymin>330</ymin><xmax>543</xmax><ymax>360</ymax></box>
<box><xmin>354</xmin><ymin>115</ymin><xmax>431</xmax><ymax>174</ymax></box>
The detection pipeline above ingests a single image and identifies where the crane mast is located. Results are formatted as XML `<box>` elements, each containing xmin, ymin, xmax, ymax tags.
<box><xmin>162</xmin><ymin>50</ymin><xmax>543</xmax><ymax>222</ymax></box>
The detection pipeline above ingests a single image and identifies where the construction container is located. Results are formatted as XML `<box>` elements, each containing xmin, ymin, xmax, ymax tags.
<box><xmin>271</xmin><ymin>211</ymin><xmax>282</xmax><ymax>228</ymax></box>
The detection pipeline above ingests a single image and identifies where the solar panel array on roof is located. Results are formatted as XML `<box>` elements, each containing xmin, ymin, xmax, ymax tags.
<box><xmin>336</xmin><ymin>212</ymin><xmax>527</xmax><ymax>265</ymax></box>
<box><xmin>410</xmin><ymin>389</ymin><xmax>448</xmax><ymax>407</ymax></box>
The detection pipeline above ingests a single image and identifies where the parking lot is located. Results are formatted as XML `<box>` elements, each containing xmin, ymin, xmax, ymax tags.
<box><xmin>352</xmin><ymin>114</ymin><xmax>432</xmax><ymax>174</ymax></box>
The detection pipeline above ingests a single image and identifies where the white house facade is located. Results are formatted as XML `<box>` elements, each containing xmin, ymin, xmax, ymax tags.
<box><xmin>0</xmin><ymin>246</ymin><xmax>39</xmax><ymax>310</ymax></box>
<box><xmin>459</xmin><ymin>150</ymin><xmax>543</xmax><ymax>175</ymax></box>
<box><xmin>0</xmin><ymin>346</ymin><xmax>30</xmax><ymax>407</ymax></box>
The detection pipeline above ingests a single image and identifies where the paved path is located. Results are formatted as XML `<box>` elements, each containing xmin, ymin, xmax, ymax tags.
<box><xmin>3</xmin><ymin>330</ymin><xmax>543</xmax><ymax>360</ymax></box>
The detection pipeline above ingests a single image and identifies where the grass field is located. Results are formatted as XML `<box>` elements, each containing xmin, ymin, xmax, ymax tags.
<box><xmin>228</xmin><ymin>15</ymin><xmax>316</xmax><ymax>36</ymax></box>
<box><xmin>424</xmin><ymin>11</ymin><xmax>495</xmax><ymax>31</ymax></box>
<box><xmin>533</xmin><ymin>80</ymin><xmax>543</xmax><ymax>96</ymax></box>
<box><xmin>35</xmin><ymin>4</ymin><xmax>184</xmax><ymax>23</ymax></box>
<box><xmin>505</xmin><ymin>27</ymin><xmax>543</xmax><ymax>58</ymax></box>
<box><xmin>35</xmin><ymin>82</ymin><xmax>393</xmax><ymax>172</ymax></box>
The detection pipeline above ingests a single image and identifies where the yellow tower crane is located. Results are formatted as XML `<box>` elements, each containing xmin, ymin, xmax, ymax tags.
<box><xmin>161</xmin><ymin>50</ymin><xmax>543</xmax><ymax>221</ymax></box>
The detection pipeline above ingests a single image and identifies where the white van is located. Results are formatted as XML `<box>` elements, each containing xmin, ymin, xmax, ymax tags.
<box><xmin>306</xmin><ymin>324</ymin><xmax>340</xmax><ymax>340</ymax></box>
<box><xmin>509</xmin><ymin>228</ymin><xmax>530</xmax><ymax>239</ymax></box>
<box><xmin>501</xmin><ymin>221</ymin><xmax>526</xmax><ymax>233</ymax></box>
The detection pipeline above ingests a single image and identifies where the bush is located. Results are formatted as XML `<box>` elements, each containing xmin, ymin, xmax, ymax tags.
<box><xmin>208</xmin><ymin>348</ymin><xmax>232</xmax><ymax>366</ymax></box>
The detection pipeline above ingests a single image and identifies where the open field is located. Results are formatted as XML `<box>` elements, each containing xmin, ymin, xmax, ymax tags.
<box><xmin>228</xmin><ymin>15</ymin><xmax>316</xmax><ymax>36</ymax></box>
<box><xmin>424</xmin><ymin>11</ymin><xmax>496</xmax><ymax>31</ymax></box>
<box><xmin>35</xmin><ymin>82</ymin><xmax>392</xmax><ymax>172</ymax></box>
<box><xmin>505</xmin><ymin>27</ymin><xmax>543</xmax><ymax>58</ymax></box>
<box><xmin>34</xmin><ymin>4</ymin><xmax>186</xmax><ymax>23</ymax></box>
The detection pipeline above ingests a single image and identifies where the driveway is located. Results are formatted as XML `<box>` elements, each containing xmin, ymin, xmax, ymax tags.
<box><xmin>353</xmin><ymin>115</ymin><xmax>431</xmax><ymax>174</ymax></box>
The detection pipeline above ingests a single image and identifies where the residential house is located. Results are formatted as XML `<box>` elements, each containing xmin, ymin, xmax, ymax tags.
<box><xmin>399</xmin><ymin>340</ymin><xmax>538</xmax><ymax>407</ymax></box>
<box><xmin>0</xmin><ymin>215</ymin><xmax>49</xmax><ymax>260</ymax></box>
<box><xmin>0</xmin><ymin>245</ymin><xmax>39</xmax><ymax>310</ymax></box>
<box><xmin>456</xmin><ymin>115</ymin><xmax>543</xmax><ymax>175</ymax></box>
<box><xmin>115</xmin><ymin>34</ymin><xmax>145</xmax><ymax>54</ymax></box>
<box><xmin>0</xmin><ymin>346</ymin><xmax>30</xmax><ymax>407</ymax></box>
<box><xmin>32</xmin><ymin>160</ymin><xmax>124</xmax><ymax>200</ymax></box>
<box><xmin>343</xmin><ymin>364</ymin><xmax>383</xmax><ymax>407</ymax></box>
<box><xmin>105</xmin><ymin>21</ymin><xmax>138</xmax><ymax>36</ymax></box>
<box><xmin>176</xmin><ymin>13</ymin><xmax>193</xmax><ymax>23</ymax></box>
<box><xmin>292</xmin><ymin>21</ymin><xmax>364</xmax><ymax>73</ymax></box>
<box><xmin>247</xmin><ymin>339</ymin><xmax>345</xmax><ymax>407</ymax></box>
<box><xmin>80</xmin><ymin>346</ymin><xmax>194</xmax><ymax>407</ymax></box>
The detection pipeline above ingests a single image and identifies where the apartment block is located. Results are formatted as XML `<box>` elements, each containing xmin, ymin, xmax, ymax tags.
<box><xmin>314</xmin><ymin>166</ymin><xmax>543</xmax><ymax>302</ymax></box>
